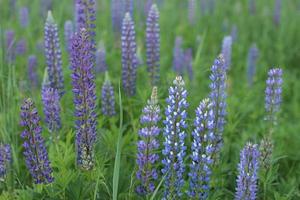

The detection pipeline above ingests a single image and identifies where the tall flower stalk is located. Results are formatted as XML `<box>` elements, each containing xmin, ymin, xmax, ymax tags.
<box><xmin>235</xmin><ymin>143</ymin><xmax>260</xmax><ymax>200</ymax></box>
<box><xmin>188</xmin><ymin>98</ymin><xmax>214</xmax><ymax>199</ymax></box>
<box><xmin>172</xmin><ymin>36</ymin><xmax>184</xmax><ymax>75</ymax></box>
<box><xmin>70</xmin><ymin>29</ymin><xmax>97</xmax><ymax>170</ymax></box>
<box><xmin>247</xmin><ymin>44</ymin><xmax>259</xmax><ymax>86</ymax></box>
<box><xmin>0</xmin><ymin>144</ymin><xmax>11</xmax><ymax>181</ymax></box>
<box><xmin>188</xmin><ymin>0</ymin><xmax>196</xmax><ymax>25</ymax></box>
<box><xmin>209</xmin><ymin>55</ymin><xmax>227</xmax><ymax>161</ymax></box>
<box><xmin>28</xmin><ymin>55</ymin><xmax>39</xmax><ymax>89</ymax></box>
<box><xmin>136</xmin><ymin>87</ymin><xmax>160</xmax><ymax>196</ymax></box>
<box><xmin>96</xmin><ymin>42</ymin><xmax>107</xmax><ymax>73</ymax></box>
<box><xmin>101</xmin><ymin>73</ymin><xmax>116</xmax><ymax>117</ymax></box>
<box><xmin>19</xmin><ymin>7</ymin><xmax>29</xmax><ymax>28</ymax></box>
<box><xmin>221</xmin><ymin>36</ymin><xmax>232</xmax><ymax>70</ymax></box>
<box><xmin>111</xmin><ymin>0</ymin><xmax>123</xmax><ymax>33</ymax></box>
<box><xmin>162</xmin><ymin>76</ymin><xmax>188</xmax><ymax>199</ymax></box>
<box><xmin>121</xmin><ymin>13</ymin><xmax>138</xmax><ymax>96</ymax></box>
<box><xmin>64</xmin><ymin>20</ymin><xmax>74</xmax><ymax>53</ymax></box>
<box><xmin>44</xmin><ymin>11</ymin><xmax>64</xmax><ymax>96</ymax></box>
<box><xmin>20</xmin><ymin>98</ymin><xmax>54</xmax><ymax>184</ymax></box>
<box><xmin>146</xmin><ymin>4</ymin><xmax>160</xmax><ymax>86</ymax></box>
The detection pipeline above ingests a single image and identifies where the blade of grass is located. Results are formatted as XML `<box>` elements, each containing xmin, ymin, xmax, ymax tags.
<box><xmin>149</xmin><ymin>173</ymin><xmax>166</xmax><ymax>200</ymax></box>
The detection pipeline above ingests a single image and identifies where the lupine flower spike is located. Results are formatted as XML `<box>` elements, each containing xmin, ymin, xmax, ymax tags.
<box><xmin>136</xmin><ymin>87</ymin><xmax>161</xmax><ymax>196</ymax></box>
<box><xmin>64</xmin><ymin>20</ymin><xmax>74</xmax><ymax>53</ymax></box>
<box><xmin>19</xmin><ymin>7</ymin><xmax>29</xmax><ymax>28</ymax></box>
<box><xmin>172</xmin><ymin>37</ymin><xmax>184</xmax><ymax>75</ymax></box>
<box><xmin>0</xmin><ymin>144</ymin><xmax>11</xmax><ymax>181</ymax></box>
<box><xmin>185</xmin><ymin>48</ymin><xmax>193</xmax><ymax>81</ymax></box>
<box><xmin>101</xmin><ymin>73</ymin><xmax>116</xmax><ymax>117</ymax></box>
<box><xmin>247</xmin><ymin>44</ymin><xmax>259</xmax><ymax>86</ymax></box>
<box><xmin>44</xmin><ymin>11</ymin><xmax>64</xmax><ymax>96</ymax></box>
<box><xmin>235</xmin><ymin>143</ymin><xmax>260</xmax><ymax>200</ymax></box>
<box><xmin>124</xmin><ymin>0</ymin><xmax>134</xmax><ymax>16</ymax></box>
<box><xmin>111</xmin><ymin>0</ymin><xmax>123</xmax><ymax>33</ymax></box>
<box><xmin>162</xmin><ymin>76</ymin><xmax>188</xmax><ymax>199</ymax></box>
<box><xmin>188</xmin><ymin>98</ymin><xmax>214</xmax><ymax>199</ymax></box>
<box><xmin>96</xmin><ymin>42</ymin><xmax>108</xmax><ymax>73</ymax></box>
<box><xmin>15</xmin><ymin>39</ymin><xmax>27</xmax><ymax>55</ymax></box>
<box><xmin>188</xmin><ymin>0</ymin><xmax>196</xmax><ymax>25</ymax></box>
<box><xmin>273</xmin><ymin>0</ymin><xmax>281</xmax><ymax>26</ymax></box>
<box><xmin>121</xmin><ymin>13</ymin><xmax>138</xmax><ymax>96</ymax></box>
<box><xmin>146</xmin><ymin>4</ymin><xmax>160</xmax><ymax>86</ymax></box>
<box><xmin>20</xmin><ymin>98</ymin><xmax>54</xmax><ymax>184</ymax></box>
<box><xmin>221</xmin><ymin>36</ymin><xmax>232</xmax><ymax>70</ymax></box>
<box><xmin>209</xmin><ymin>55</ymin><xmax>227</xmax><ymax>162</ymax></box>
<box><xmin>28</xmin><ymin>55</ymin><xmax>39</xmax><ymax>89</ymax></box>
<box><xmin>71</xmin><ymin>29</ymin><xmax>97</xmax><ymax>170</ymax></box>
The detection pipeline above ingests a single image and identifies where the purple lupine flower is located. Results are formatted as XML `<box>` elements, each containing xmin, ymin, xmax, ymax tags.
<box><xmin>101</xmin><ymin>74</ymin><xmax>116</xmax><ymax>117</ymax></box>
<box><xmin>249</xmin><ymin>0</ymin><xmax>256</xmax><ymax>15</ymax></box>
<box><xmin>5</xmin><ymin>30</ymin><xmax>15</xmax><ymax>63</ymax></box>
<box><xmin>40</xmin><ymin>0</ymin><xmax>53</xmax><ymax>17</ymax></box>
<box><xmin>28</xmin><ymin>55</ymin><xmax>39</xmax><ymax>89</ymax></box>
<box><xmin>15</xmin><ymin>39</ymin><xmax>27</xmax><ymax>55</ymax></box>
<box><xmin>184</xmin><ymin>48</ymin><xmax>193</xmax><ymax>81</ymax></box>
<box><xmin>146</xmin><ymin>4</ymin><xmax>160</xmax><ymax>86</ymax></box>
<box><xmin>162</xmin><ymin>76</ymin><xmax>188</xmax><ymax>199</ymax></box>
<box><xmin>124</xmin><ymin>0</ymin><xmax>134</xmax><ymax>16</ymax></box>
<box><xmin>121</xmin><ymin>13</ymin><xmax>138</xmax><ymax>96</ymax></box>
<box><xmin>44</xmin><ymin>11</ymin><xmax>64</xmax><ymax>96</ymax></box>
<box><xmin>111</xmin><ymin>0</ymin><xmax>123</xmax><ymax>33</ymax></box>
<box><xmin>188</xmin><ymin>0</ymin><xmax>196</xmax><ymax>25</ymax></box>
<box><xmin>75</xmin><ymin>0</ymin><xmax>96</xmax><ymax>53</ymax></box>
<box><xmin>136</xmin><ymin>87</ymin><xmax>160</xmax><ymax>196</ymax></box>
<box><xmin>200</xmin><ymin>0</ymin><xmax>207</xmax><ymax>15</ymax></box>
<box><xmin>172</xmin><ymin>36</ymin><xmax>184</xmax><ymax>75</ymax></box>
<box><xmin>209</xmin><ymin>55</ymin><xmax>227</xmax><ymax>161</ymax></box>
<box><xmin>20</xmin><ymin>98</ymin><xmax>54</xmax><ymax>184</ymax></box>
<box><xmin>70</xmin><ymin>28</ymin><xmax>97</xmax><ymax>170</ymax></box>
<box><xmin>273</xmin><ymin>0</ymin><xmax>281</xmax><ymax>26</ymax></box>
<box><xmin>19</xmin><ymin>7</ymin><xmax>29</xmax><ymax>28</ymax></box>
<box><xmin>96</xmin><ymin>43</ymin><xmax>107</xmax><ymax>73</ymax></box>
<box><xmin>0</xmin><ymin>144</ymin><xmax>11</xmax><ymax>180</ymax></box>
<box><xmin>221</xmin><ymin>36</ymin><xmax>232</xmax><ymax>70</ymax></box>
<box><xmin>188</xmin><ymin>98</ymin><xmax>214</xmax><ymax>199</ymax></box>
<box><xmin>247</xmin><ymin>44</ymin><xmax>259</xmax><ymax>86</ymax></box>
<box><xmin>145</xmin><ymin>0</ymin><xmax>153</xmax><ymax>15</ymax></box>
<box><xmin>265</xmin><ymin>68</ymin><xmax>283</xmax><ymax>124</ymax></box>
<box><xmin>235</xmin><ymin>143</ymin><xmax>260</xmax><ymax>200</ymax></box>
<box><xmin>231</xmin><ymin>25</ymin><xmax>238</xmax><ymax>43</ymax></box>
<box><xmin>42</xmin><ymin>85</ymin><xmax>61</xmax><ymax>134</ymax></box>
<box><xmin>64</xmin><ymin>20</ymin><xmax>74</xmax><ymax>53</ymax></box>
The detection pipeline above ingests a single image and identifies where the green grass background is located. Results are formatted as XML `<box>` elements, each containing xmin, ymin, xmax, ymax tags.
<box><xmin>0</xmin><ymin>0</ymin><xmax>300</xmax><ymax>199</ymax></box>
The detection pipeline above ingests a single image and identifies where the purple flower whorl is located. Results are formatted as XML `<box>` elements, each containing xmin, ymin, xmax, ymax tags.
<box><xmin>71</xmin><ymin>28</ymin><xmax>97</xmax><ymax>170</ymax></box>
<box><xmin>247</xmin><ymin>44</ymin><xmax>259</xmax><ymax>86</ymax></box>
<box><xmin>146</xmin><ymin>4</ymin><xmax>160</xmax><ymax>86</ymax></box>
<box><xmin>121</xmin><ymin>13</ymin><xmax>138</xmax><ymax>96</ymax></box>
<box><xmin>19</xmin><ymin>7</ymin><xmax>29</xmax><ymax>28</ymax></box>
<box><xmin>209</xmin><ymin>55</ymin><xmax>227</xmax><ymax>162</ymax></box>
<box><xmin>20</xmin><ymin>98</ymin><xmax>54</xmax><ymax>184</ymax></box>
<box><xmin>136</xmin><ymin>87</ymin><xmax>161</xmax><ymax>196</ymax></box>
<box><xmin>28</xmin><ymin>55</ymin><xmax>39</xmax><ymax>89</ymax></box>
<box><xmin>0</xmin><ymin>144</ymin><xmax>11</xmax><ymax>180</ymax></box>
<box><xmin>44</xmin><ymin>11</ymin><xmax>64</xmax><ymax>96</ymax></box>
<box><xmin>64</xmin><ymin>20</ymin><xmax>74</xmax><ymax>53</ymax></box>
<box><xmin>101</xmin><ymin>74</ymin><xmax>116</xmax><ymax>117</ymax></box>
<box><xmin>162</xmin><ymin>76</ymin><xmax>188</xmax><ymax>199</ymax></box>
<box><xmin>235</xmin><ymin>143</ymin><xmax>260</xmax><ymax>200</ymax></box>
<box><xmin>96</xmin><ymin>43</ymin><xmax>108</xmax><ymax>73</ymax></box>
<box><xmin>221</xmin><ymin>36</ymin><xmax>232</xmax><ymax>70</ymax></box>
<box><xmin>188</xmin><ymin>98</ymin><xmax>214</xmax><ymax>199</ymax></box>
<box><xmin>172</xmin><ymin>37</ymin><xmax>184</xmax><ymax>75</ymax></box>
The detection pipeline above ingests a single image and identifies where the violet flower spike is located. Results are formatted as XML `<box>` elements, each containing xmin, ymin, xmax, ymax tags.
<box><xmin>162</xmin><ymin>76</ymin><xmax>188</xmax><ymax>199</ymax></box>
<box><xmin>188</xmin><ymin>98</ymin><xmax>214</xmax><ymax>199</ymax></box>
<box><xmin>28</xmin><ymin>55</ymin><xmax>39</xmax><ymax>89</ymax></box>
<box><xmin>111</xmin><ymin>0</ymin><xmax>123</xmax><ymax>33</ymax></box>
<box><xmin>96</xmin><ymin>42</ymin><xmax>108</xmax><ymax>73</ymax></box>
<box><xmin>121</xmin><ymin>13</ymin><xmax>138</xmax><ymax>96</ymax></box>
<box><xmin>221</xmin><ymin>36</ymin><xmax>232</xmax><ymax>70</ymax></box>
<box><xmin>188</xmin><ymin>0</ymin><xmax>196</xmax><ymax>25</ymax></box>
<box><xmin>20</xmin><ymin>98</ymin><xmax>54</xmax><ymax>184</ymax></box>
<box><xmin>70</xmin><ymin>28</ymin><xmax>97</xmax><ymax>170</ymax></box>
<box><xmin>209</xmin><ymin>55</ymin><xmax>227</xmax><ymax>162</ymax></box>
<box><xmin>235</xmin><ymin>143</ymin><xmax>260</xmax><ymax>200</ymax></box>
<box><xmin>101</xmin><ymin>74</ymin><xmax>116</xmax><ymax>117</ymax></box>
<box><xmin>124</xmin><ymin>0</ymin><xmax>134</xmax><ymax>16</ymax></box>
<box><xmin>273</xmin><ymin>0</ymin><xmax>281</xmax><ymax>26</ymax></box>
<box><xmin>0</xmin><ymin>144</ymin><xmax>11</xmax><ymax>180</ymax></box>
<box><xmin>172</xmin><ymin>36</ymin><xmax>184</xmax><ymax>75</ymax></box>
<box><xmin>19</xmin><ymin>7</ymin><xmax>29</xmax><ymax>28</ymax></box>
<box><xmin>5</xmin><ymin>30</ymin><xmax>15</xmax><ymax>63</ymax></box>
<box><xmin>247</xmin><ymin>44</ymin><xmax>259</xmax><ymax>86</ymax></box>
<box><xmin>15</xmin><ymin>39</ymin><xmax>27</xmax><ymax>55</ymax></box>
<box><xmin>44</xmin><ymin>11</ymin><xmax>64</xmax><ymax>96</ymax></box>
<box><xmin>136</xmin><ymin>87</ymin><xmax>161</xmax><ymax>196</ymax></box>
<box><xmin>64</xmin><ymin>20</ymin><xmax>74</xmax><ymax>53</ymax></box>
<box><xmin>146</xmin><ymin>4</ymin><xmax>160</xmax><ymax>86</ymax></box>
<box><xmin>184</xmin><ymin>48</ymin><xmax>193</xmax><ymax>81</ymax></box>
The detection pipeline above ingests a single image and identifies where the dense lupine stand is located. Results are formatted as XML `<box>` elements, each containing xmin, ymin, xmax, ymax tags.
<box><xmin>1</xmin><ymin>0</ymin><xmax>293</xmax><ymax>199</ymax></box>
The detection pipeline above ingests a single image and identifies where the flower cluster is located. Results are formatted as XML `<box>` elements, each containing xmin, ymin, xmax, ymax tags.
<box><xmin>0</xmin><ymin>144</ymin><xmax>11</xmax><ymax>180</ymax></box>
<box><xmin>247</xmin><ymin>44</ymin><xmax>259</xmax><ymax>86</ymax></box>
<box><xmin>101</xmin><ymin>75</ymin><xmax>116</xmax><ymax>117</ymax></box>
<box><xmin>172</xmin><ymin>36</ymin><xmax>184</xmax><ymax>75</ymax></box>
<box><xmin>146</xmin><ymin>4</ymin><xmax>160</xmax><ymax>86</ymax></box>
<box><xmin>70</xmin><ymin>29</ymin><xmax>97</xmax><ymax>170</ymax></box>
<box><xmin>184</xmin><ymin>48</ymin><xmax>193</xmax><ymax>80</ymax></box>
<box><xmin>44</xmin><ymin>11</ymin><xmax>64</xmax><ymax>96</ymax></box>
<box><xmin>19</xmin><ymin>7</ymin><xmax>29</xmax><ymax>28</ymax></box>
<box><xmin>136</xmin><ymin>87</ymin><xmax>161</xmax><ymax>196</ymax></box>
<box><xmin>15</xmin><ymin>39</ymin><xmax>27</xmax><ymax>55</ymax></box>
<box><xmin>64</xmin><ymin>20</ymin><xmax>74</xmax><ymax>53</ymax></box>
<box><xmin>273</xmin><ymin>0</ymin><xmax>281</xmax><ymax>26</ymax></box>
<box><xmin>96</xmin><ymin>43</ymin><xmax>108</xmax><ymax>73</ymax></box>
<box><xmin>188</xmin><ymin>0</ymin><xmax>196</xmax><ymax>25</ymax></box>
<box><xmin>221</xmin><ymin>36</ymin><xmax>232</xmax><ymax>70</ymax></box>
<box><xmin>28</xmin><ymin>55</ymin><xmax>39</xmax><ymax>89</ymax></box>
<box><xmin>111</xmin><ymin>0</ymin><xmax>123</xmax><ymax>33</ymax></box>
<box><xmin>162</xmin><ymin>76</ymin><xmax>188</xmax><ymax>199</ymax></box>
<box><xmin>188</xmin><ymin>98</ymin><xmax>214</xmax><ymax>199</ymax></box>
<box><xmin>235</xmin><ymin>143</ymin><xmax>260</xmax><ymax>200</ymax></box>
<box><xmin>209</xmin><ymin>55</ymin><xmax>227</xmax><ymax>161</ymax></box>
<box><xmin>20</xmin><ymin>98</ymin><xmax>54</xmax><ymax>184</ymax></box>
<box><xmin>121</xmin><ymin>13</ymin><xmax>138</xmax><ymax>96</ymax></box>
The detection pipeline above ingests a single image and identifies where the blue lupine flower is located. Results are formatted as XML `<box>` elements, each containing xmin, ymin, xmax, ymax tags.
<box><xmin>235</xmin><ymin>143</ymin><xmax>260</xmax><ymax>200</ymax></box>
<box><xmin>101</xmin><ymin>74</ymin><xmax>116</xmax><ymax>117</ymax></box>
<box><xmin>19</xmin><ymin>7</ymin><xmax>29</xmax><ymax>28</ymax></box>
<box><xmin>247</xmin><ymin>44</ymin><xmax>259</xmax><ymax>86</ymax></box>
<box><xmin>188</xmin><ymin>98</ymin><xmax>214</xmax><ymax>199</ymax></box>
<box><xmin>184</xmin><ymin>48</ymin><xmax>193</xmax><ymax>81</ymax></box>
<box><xmin>209</xmin><ymin>55</ymin><xmax>227</xmax><ymax>161</ymax></box>
<box><xmin>96</xmin><ymin>42</ymin><xmax>108</xmax><ymax>73</ymax></box>
<box><xmin>221</xmin><ymin>36</ymin><xmax>232</xmax><ymax>70</ymax></box>
<box><xmin>20</xmin><ymin>98</ymin><xmax>54</xmax><ymax>184</ymax></box>
<box><xmin>172</xmin><ymin>36</ymin><xmax>184</xmax><ymax>75</ymax></box>
<box><xmin>136</xmin><ymin>87</ymin><xmax>160</xmax><ymax>196</ymax></box>
<box><xmin>111</xmin><ymin>0</ymin><xmax>123</xmax><ymax>33</ymax></box>
<box><xmin>70</xmin><ymin>28</ymin><xmax>97</xmax><ymax>170</ymax></box>
<box><xmin>273</xmin><ymin>0</ymin><xmax>281</xmax><ymax>26</ymax></box>
<box><xmin>28</xmin><ymin>55</ymin><xmax>39</xmax><ymax>89</ymax></box>
<box><xmin>124</xmin><ymin>0</ymin><xmax>134</xmax><ymax>16</ymax></box>
<box><xmin>188</xmin><ymin>0</ymin><xmax>196</xmax><ymax>25</ymax></box>
<box><xmin>162</xmin><ymin>76</ymin><xmax>188</xmax><ymax>199</ymax></box>
<box><xmin>121</xmin><ymin>13</ymin><xmax>138</xmax><ymax>96</ymax></box>
<box><xmin>44</xmin><ymin>11</ymin><xmax>64</xmax><ymax>96</ymax></box>
<box><xmin>15</xmin><ymin>38</ymin><xmax>27</xmax><ymax>55</ymax></box>
<box><xmin>146</xmin><ymin>4</ymin><xmax>160</xmax><ymax>86</ymax></box>
<box><xmin>0</xmin><ymin>144</ymin><xmax>11</xmax><ymax>180</ymax></box>
<box><xmin>64</xmin><ymin>20</ymin><xmax>74</xmax><ymax>53</ymax></box>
